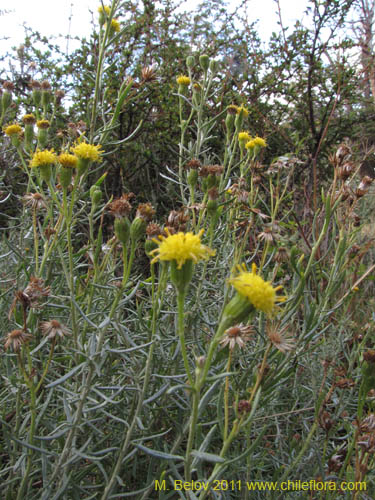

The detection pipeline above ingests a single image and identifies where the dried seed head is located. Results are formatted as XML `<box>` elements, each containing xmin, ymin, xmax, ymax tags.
<box><xmin>23</xmin><ymin>192</ymin><xmax>47</xmax><ymax>211</ymax></box>
<box><xmin>41</xmin><ymin>80</ymin><xmax>51</xmax><ymax>91</ymax></box>
<box><xmin>107</xmin><ymin>194</ymin><xmax>134</xmax><ymax>218</ymax></box>
<box><xmin>186</xmin><ymin>158</ymin><xmax>201</xmax><ymax>170</ymax></box>
<box><xmin>146</xmin><ymin>222</ymin><xmax>162</xmax><ymax>239</ymax></box>
<box><xmin>220</xmin><ymin>324</ymin><xmax>254</xmax><ymax>350</ymax></box>
<box><xmin>41</xmin><ymin>319</ymin><xmax>71</xmax><ymax>340</ymax></box>
<box><xmin>266</xmin><ymin>321</ymin><xmax>296</xmax><ymax>353</ymax></box>
<box><xmin>136</xmin><ymin>203</ymin><xmax>156</xmax><ymax>222</ymax></box>
<box><xmin>335</xmin><ymin>144</ymin><xmax>351</xmax><ymax>165</ymax></box>
<box><xmin>4</xmin><ymin>329</ymin><xmax>33</xmax><ymax>351</ymax></box>
<box><xmin>24</xmin><ymin>277</ymin><xmax>50</xmax><ymax>307</ymax></box>
<box><xmin>30</xmin><ymin>80</ymin><xmax>41</xmax><ymax>90</ymax></box>
<box><xmin>237</xmin><ymin>400</ymin><xmax>251</xmax><ymax>414</ymax></box>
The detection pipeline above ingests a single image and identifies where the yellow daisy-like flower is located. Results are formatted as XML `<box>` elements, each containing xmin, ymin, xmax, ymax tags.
<box><xmin>98</xmin><ymin>5</ymin><xmax>111</xmax><ymax>15</ymax></box>
<box><xmin>70</xmin><ymin>141</ymin><xmax>103</xmax><ymax>162</ymax></box>
<box><xmin>245</xmin><ymin>139</ymin><xmax>255</xmax><ymax>150</ymax></box>
<box><xmin>229</xmin><ymin>263</ymin><xmax>286</xmax><ymax>314</ymax></box>
<box><xmin>36</xmin><ymin>119</ymin><xmax>50</xmax><ymax>129</ymax></box>
<box><xmin>238</xmin><ymin>131</ymin><xmax>251</xmax><ymax>142</ymax></box>
<box><xmin>109</xmin><ymin>18</ymin><xmax>121</xmax><ymax>32</ymax></box>
<box><xmin>177</xmin><ymin>75</ymin><xmax>191</xmax><ymax>86</ymax></box>
<box><xmin>253</xmin><ymin>136</ymin><xmax>267</xmax><ymax>148</ymax></box>
<box><xmin>236</xmin><ymin>105</ymin><xmax>249</xmax><ymax>117</ymax></box>
<box><xmin>22</xmin><ymin>114</ymin><xmax>36</xmax><ymax>125</ymax></box>
<box><xmin>4</xmin><ymin>124</ymin><xmax>22</xmax><ymax>136</ymax></box>
<box><xmin>30</xmin><ymin>149</ymin><xmax>57</xmax><ymax>168</ymax></box>
<box><xmin>149</xmin><ymin>228</ymin><xmax>215</xmax><ymax>269</ymax></box>
<box><xmin>58</xmin><ymin>153</ymin><xmax>78</xmax><ymax>168</ymax></box>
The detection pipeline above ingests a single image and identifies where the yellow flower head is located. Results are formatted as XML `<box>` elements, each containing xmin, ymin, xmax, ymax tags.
<box><xmin>36</xmin><ymin>119</ymin><xmax>50</xmax><ymax>129</ymax></box>
<box><xmin>177</xmin><ymin>75</ymin><xmax>191</xmax><ymax>86</ymax></box>
<box><xmin>149</xmin><ymin>228</ymin><xmax>215</xmax><ymax>269</ymax></box>
<box><xmin>70</xmin><ymin>141</ymin><xmax>103</xmax><ymax>162</ymax></box>
<box><xmin>22</xmin><ymin>114</ymin><xmax>36</xmax><ymax>125</ymax></box>
<box><xmin>236</xmin><ymin>106</ymin><xmax>249</xmax><ymax>117</ymax></box>
<box><xmin>253</xmin><ymin>136</ymin><xmax>267</xmax><ymax>148</ymax></box>
<box><xmin>98</xmin><ymin>5</ymin><xmax>111</xmax><ymax>15</ymax></box>
<box><xmin>58</xmin><ymin>153</ymin><xmax>78</xmax><ymax>168</ymax></box>
<box><xmin>4</xmin><ymin>124</ymin><xmax>22</xmax><ymax>136</ymax></box>
<box><xmin>238</xmin><ymin>131</ymin><xmax>251</xmax><ymax>142</ymax></box>
<box><xmin>108</xmin><ymin>18</ymin><xmax>121</xmax><ymax>32</ymax></box>
<box><xmin>229</xmin><ymin>263</ymin><xmax>286</xmax><ymax>314</ymax></box>
<box><xmin>30</xmin><ymin>149</ymin><xmax>57</xmax><ymax>168</ymax></box>
<box><xmin>245</xmin><ymin>139</ymin><xmax>255</xmax><ymax>150</ymax></box>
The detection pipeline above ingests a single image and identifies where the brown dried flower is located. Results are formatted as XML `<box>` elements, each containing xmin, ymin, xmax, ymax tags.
<box><xmin>24</xmin><ymin>277</ymin><xmax>51</xmax><ymax>307</ymax></box>
<box><xmin>136</xmin><ymin>202</ymin><xmax>156</xmax><ymax>222</ymax></box>
<box><xmin>220</xmin><ymin>324</ymin><xmax>254</xmax><ymax>350</ymax></box>
<box><xmin>41</xmin><ymin>319</ymin><xmax>71</xmax><ymax>340</ymax></box>
<box><xmin>23</xmin><ymin>192</ymin><xmax>47</xmax><ymax>211</ymax></box>
<box><xmin>266</xmin><ymin>322</ymin><xmax>295</xmax><ymax>353</ymax></box>
<box><xmin>107</xmin><ymin>194</ymin><xmax>133</xmax><ymax>218</ymax></box>
<box><xmin>4</xmin><ymin>329</ymin><xmax>32</xmax><ymax>351</ymax></box>
<box><xmin>146</xmin><ymin>222</ymin><xmax>162</xmax><ymax>239</ymax></box>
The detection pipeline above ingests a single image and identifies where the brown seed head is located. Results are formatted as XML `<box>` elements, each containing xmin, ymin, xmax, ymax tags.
<box><xmin>107</xmin><ymin>194</ymin><xmax>133</xmax><ymax>218</ymax></box>
<box><xmin>136</xmin><ymin>203</ymin><xmax>156</xmax><ymax>222</ymax></box>
<box><xmin>4</xmin><ymin>329</ymin><xmax>32</xmax><ymax>351</ymax></box>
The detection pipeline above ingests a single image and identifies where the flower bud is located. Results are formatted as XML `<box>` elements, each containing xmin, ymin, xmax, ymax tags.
<box><xmin>90</xmin><ymin>186</ymin><xmax>102</xmax><ymax>205</ymax></box>
<box><xmin>170</xmin><ymin>259</ymin><xmax>193</xmax><ymax>294</ymax></box>
<box><xmin>59</xmin><ymin>167</ymin><xmax>72</xmax><ymax>189</ymax></box>
<box><xmin>130</xmin><ymin>216</ymin><xmax>146</xmax><ymax>242</ymax></box>
<box><xmin>115</xmin><ymin>217</ymin><xmax>130</xmax><ymax>244</ymax></box>
<box><xmin>186</xmin><ymin>55</ymin><xmax>195</xmax><ymax>69</ymax></box>
<box><xmin>187</xmin><ymin>169</ymin><xmax>198</xmax><ymax>189</ymax></box>
<box><xmin>199</xmin><ymin>54</ymin><xmax>210</xmax><ymax>72</ymax></box>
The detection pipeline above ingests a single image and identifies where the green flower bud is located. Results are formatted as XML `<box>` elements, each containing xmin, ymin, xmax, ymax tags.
<box><xmin>170</xmin><ymin>259</ymin><xmax>193</xmax><ymax>294</ymax></box>
<box><xmin>59</xmin><ymin>167</ymin><xmax>72</xmax><ymax>190</ymax></box>
<box><xmin>220</xmin><ymin>294</ymin><xmax>254</xmax><ymax>331</ymax></box>
<box><xmin>130</xmin><ymin>216</ymin><xmax>146</xmax><ymax>242</ymax></box>
<box><xmin>32</xmin><ymin>89</ymin><xmax>42</xmax><ymax>108</ymax></box>
<box><xmin>115</xmin><ymin>217</ymin><xmax>131</xmax><ymax>244</ymax></box>
<box><xmin>187</xmin><ymin>169</ymin><xmax>198</xmax><ymax>189</ymax></box>
<box><xmin>37</xmin><ymin>128</ymin><xmax>48</xmax><ymax>149</ymax></box>
<box><xmin>2</xmin><ymin>91</ymin><xmax>12</xmax><ymax>113</ymax></box>
<box><xmin>90</xmin><ymin>186</ymin><xmax>102</xmax><ymax>205</ymax></box>
<box><xmin>39</xmin><ymin>164</ymin><xmax>52</xmax><ymax>183</ymax></box>
<box><xmin>199</xmin><ymin>54</ymin><xmax>210</xmax><ymax>72</ymax></box>
<box><xmin>24</xmin><ymin>124</ymin><xmax>34</xmax><ymax>150</ymax></box>
<box><xmin>77</xmin><ymin>157</ymin><xmax>90</xmax><ymax>177</ymax></box>
<box><xmin>145</xmin><ymin>238</ymin><xmax>158</xmax><ymax>257</ymax></box>
<box><xmin>209</xmin><ymin>59</ymin><xmax>218</xmax><ymax>73</ymax></box>
<box><xmin>207</xmin><ymin>199</ymin><xmax>218</xmax><ymax>217</ymax></box>
<box><xmin>225</xmin><ymin>113</ymin><xmax>235</xmax><ymax>134</ymax></box>
<box><xmin>42</xmin><ymin>90</ymin><xmax>51</xmax><ymax>110</ymax></box>
<box><xmin>186</xmin><ymin>55</ymin><xmax>195</xmax><ymax>69</ymax></box>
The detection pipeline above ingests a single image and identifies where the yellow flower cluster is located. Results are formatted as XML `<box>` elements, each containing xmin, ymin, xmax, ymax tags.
<box><xmin>236</xmin><ymin>105</ymin><xmax>248</xmax><ymax>117</ymax></box>
<box><xmin>36</xmin><ymin>119</ymin><xmax>50</xmax><ymax>129</ymax></box>
<box><xmin>98</xmin><ymin>5</ymin><xmax>111</xmax><ymax>15</ymax></box>
<box><xmin>70</xmin><ymin>141</ymin><xmax>103</xmax><ymax>162</ymax></box>
<box><xmin>246</xmin><ymin>137</ymin><xmax>267</xmax><ymax>150</ymax></box>
<box><xmin>4</xmin><ymin>124</ymin><xmax>22</xmax><ymax>136</ymax></box>
<box><xmin>109</xmin><ymin>18</ymin><xmax>121</xmax><ymax>32</ymax></box>
<box><xmin>238</xmin><ymin>131</ymin><xmax>251</xmax><ymax>142</ymax></box>
<box><xmin>58</xmin><ymin>153</ymin><xmax>78</xmax><ymax>168</ymax></box>
<box><xmin>229</xmin><ymin>263</ymin><xmax>285</xmax><ymax>314</ymax></box>
<box><xmin>30</xmin><ymin>149</ymin><xmax>57</xmax><ymax>168</ymax></box>
<box><xmin>150</xmin><ymin>228</ymin><xmax>215</xmax><ymax>269</ymax></box>
<box><xmin>177</xmin><ymin>75</ymin><xmax>191</xmax><ymax>86</ymax></box>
